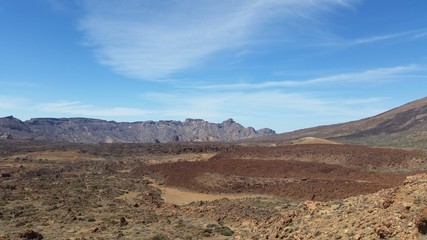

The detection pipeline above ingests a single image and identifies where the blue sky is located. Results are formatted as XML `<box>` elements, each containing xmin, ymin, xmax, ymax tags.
<box><xmin>1</xmin><ymin>0</ymin><xmax>426</xmax><ymax>133</ymax></box>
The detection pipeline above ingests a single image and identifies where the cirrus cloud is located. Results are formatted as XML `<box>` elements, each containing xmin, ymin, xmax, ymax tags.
<box><xmin>38</xmin><ymin>100</ymin><xmax>151</xmax><ymax>118</ymax></box>
<box><xmin>189</xmin><ymin>64</ymin><xmax>423</xmax><ymax>90</ymax></box>
<box><xmin>78</xmin><ymin>0</ymin><xmax>358</xmax><ymax>80</ymax></box>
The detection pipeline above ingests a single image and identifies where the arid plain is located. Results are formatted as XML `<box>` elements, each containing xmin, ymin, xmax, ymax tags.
<box><xmin>1</xmin><ymin>139</ymin><xmax>427</xmax><ymax>239</ymax></box>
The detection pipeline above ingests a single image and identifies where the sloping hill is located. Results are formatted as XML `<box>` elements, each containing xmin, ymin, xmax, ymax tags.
<box><xmin>250</xmin><ymin>97</ymin><xmax>427</xmax><ymax>149</ymax></box>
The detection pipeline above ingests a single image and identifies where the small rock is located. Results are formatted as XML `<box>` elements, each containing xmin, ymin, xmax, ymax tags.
<box><xmin>376</xmin><ymin>225</ymin><xmax>393</xmax><ymax>239</ymax></box>
<box><xmin>120</xmin><ymin>217</ymin><xmax>128</xmax><ymax>227</ymax></box>
<box><xmin>0</xmin><ymin>172</ymin><xmax>12</xmax><ymax>178</ymax></box>
<box><xmin>381</xmin><ymin>198</ymin><xmax>394</xmax><ymax>209</ymax></box>
<box><xmin>402</xmin><ymin>201</ymin><xmax>411</xmax><ymax>211</ymax></box>
<box><xmin>16</xmin><ymin>229</ymin><xmax>44</xmax><ymax>240</ymax></box>
<box><xmin>117</xmin><ymin>230</ymin><xmax>124</xmax><ymax>238</ymax></box>
<box><xmin>416</xmin><ymin>207</ymin><xmax>427</xmax><ymax>234</ymax></box>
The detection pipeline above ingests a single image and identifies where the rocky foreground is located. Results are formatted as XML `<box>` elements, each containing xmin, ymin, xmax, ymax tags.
<box><xmin>229</xmin><ymin>174</ymin><xmax>427</xmax><ymax>239</ymax></box>
<box><xmin>1</xmin><ymin>155</ymin><xmax>427</xmax><ymax>239</ymax></box>
<box><xmin>1</xmin><ymin>141</ymin><xmax>427</xmax><ymax>239</ymax></box>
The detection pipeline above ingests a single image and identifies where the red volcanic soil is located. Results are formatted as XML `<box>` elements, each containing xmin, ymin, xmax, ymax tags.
<box><xmin>135</xmin><ymin>144</ymin><xmax>424</xmax><ymax>201</ymax></box>
<box><xmin>211</xmin><ymin>144</ymin><xmax>425</xmax><ymax>169</ymax></box>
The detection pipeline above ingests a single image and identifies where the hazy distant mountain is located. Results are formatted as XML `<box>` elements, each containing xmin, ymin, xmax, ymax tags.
<box><xmin>250</xmin><ymin>97</ymin><xmax>427</xmax><ymax>149</ymax></box>
<box><xmin>0</xmin><ymin>117</ymin><xmax>275</xmax><ymax>143</ymax></box>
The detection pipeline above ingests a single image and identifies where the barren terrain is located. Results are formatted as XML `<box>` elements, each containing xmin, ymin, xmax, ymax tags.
<box><xmin>1</xmin><ymin>140</ymin><xmax>427</xmax><ymax>239</ymax></box>
<box><xmin>249</xmin><ymin>97</ymin><xmax>427</xmax><ymax>149</ymax></box>
<box><xmin>138</xmin><ymin>144</ymin><xmax>426</xmax><ymax>201</ymax></box>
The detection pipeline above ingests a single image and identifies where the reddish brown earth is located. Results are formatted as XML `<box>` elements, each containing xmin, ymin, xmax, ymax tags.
<box><xmin>137</xmin><ymin>144</ymin><xmax>426</xmax><ymax>201</ymax></box>
<box><xmin>212</xmin><ymin>144</ymin><xmax>425</xmax><ymax>170</ymax></box>
<box><xmin>2</xmin><ymin>140</ymin><xmax>427</xmax><ymax>239</ymax></box>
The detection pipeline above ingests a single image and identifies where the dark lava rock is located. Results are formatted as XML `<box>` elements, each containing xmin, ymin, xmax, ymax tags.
<box><xmin>16</xmin><ymin>229</ymin><xmax>44</xmax><ymax>240</ymax></box>
<box><xmin>120</xmin><ymin>216</ymin><xmax>128</xmax><ymax>227</ymax></box>
<box><xmin>416</xmin><ymin>207</ymin><xmax>427</xmax><ymax>234</ymax></box>
<box><xmin>1</xmin><ymin>172</ymin><xmax>12</xmax><ymax>178</ymax></box>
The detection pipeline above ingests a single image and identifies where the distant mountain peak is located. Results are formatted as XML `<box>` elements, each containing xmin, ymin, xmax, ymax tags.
<box><xmin>223</xmin><ymin>118</ymin><xmax>235</xmax><ymax>123</ymax></box>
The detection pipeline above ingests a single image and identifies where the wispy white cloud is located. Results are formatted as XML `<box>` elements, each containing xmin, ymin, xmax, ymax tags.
<box><xmin>351</xmin><ymin>28</ymin><xmax>427</xmax><ymax>45</ymax></box>
<box><xmin>0</xmin><ymin>81</ymin><xmax>38</xmax><ymax>88</ymax></box>
<box><xmin>191</xmin><ymin>64</ymin><xmax>423</xmax><ymax>90</ymax></box>
<box><xmin>141</xmin><ymin>90</ymin><xmax>386</xmax><ymax>132</ymax></box>
<box><xmin>414</xmin><ymin>32</ymin><xmax>427</xmax><ymax>39</ymax></box>
<box><xmin>0</xmin><ymin>95</ymin><xmax>27</xmax><ymax>109</ymax></box>
<box><xmin>38</xmin><ymin>100</ymin><xmax>151</xmax><ymax>118</ymax></box>
<box><xmin>78</xmin><ymin>0</ymin><xmax>357</xmax><ymax>80</ymax></box>
<box><xmin>340</xmin><ymin>97</ymin><xmax>386</xmax><ymax>105</ymax></box>
<box><xmin>353</xmin><ymin>32</ymin><xmax>411</xmax><ymax>45</ymax></box>
<box><xmin>315</xmin><ymin>28</ymin><xmax>427</xmax><ymax>48</ymax></box>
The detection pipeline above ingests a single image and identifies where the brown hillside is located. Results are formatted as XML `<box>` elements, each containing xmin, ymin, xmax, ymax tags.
<box><xmin>249</xmin><ymin>97</ymin><xmax>427</xmax><ymax>149</ymax></box>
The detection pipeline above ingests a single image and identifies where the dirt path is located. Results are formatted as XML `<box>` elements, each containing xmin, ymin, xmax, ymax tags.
<box><xmin>147</xmin><ymin>178</ymin><xmax>267</xmax><ymax>205</ymax></box>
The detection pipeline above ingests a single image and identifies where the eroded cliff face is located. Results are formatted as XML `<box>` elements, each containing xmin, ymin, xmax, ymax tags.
<box><xmin>0</xmin><ymin>116</ymin><xmax>275</xmax><ymax>143</ymax></box>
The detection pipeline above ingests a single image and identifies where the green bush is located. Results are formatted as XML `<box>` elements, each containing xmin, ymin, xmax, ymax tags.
<box><xmin>215</xmin><ymin>226</ymin><xmax>234</xmax><ymax>236</ymax></box>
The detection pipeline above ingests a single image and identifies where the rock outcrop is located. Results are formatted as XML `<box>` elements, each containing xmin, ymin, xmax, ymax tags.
<box><xmin>0</xmin><ymin>116</ymin><xmax>275</xmax><ymax>143</ymax></box>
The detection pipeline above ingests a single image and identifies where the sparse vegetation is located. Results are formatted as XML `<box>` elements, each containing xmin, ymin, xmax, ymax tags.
<box><xmin>0</xmin><ymin>140</ymin><xmax>426</xmax><ymax>239</ymax></box>
<box><xmin>0</xmin><ymin>199</ymin><xmax>8</xmax><ymax>206</ymax></box>
<box><xmin>215</xmin><ymin>225</ymin><xmax>234</xmax><ymax>236</ymax></box>
<box><xmin>152</xmin><ymin>233</ymin><xmax>170</xmax><ymax>240</ymax></box>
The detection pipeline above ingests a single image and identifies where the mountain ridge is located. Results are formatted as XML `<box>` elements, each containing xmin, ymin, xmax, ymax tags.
<box><xmin>0</xmin><ymin>116</ymin><xmax>275</xmax><ymax>143</ymax></box>
<box><xmin>249</xmin><ymin>97</ymin><xmax>427</xmax><ymax>149</ymax></box>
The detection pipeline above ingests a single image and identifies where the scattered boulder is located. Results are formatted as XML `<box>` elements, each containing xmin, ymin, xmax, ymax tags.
<box><xmin>120</xmin><ymin>216</ymin><xmax>128</xmax><ymax>227</ymax></box>
<box><xmin>416</xmin><ymin>207</ymin><xmax>427</xmax><ymax>234</ymax></box>
<box><xmin>381</xmin><ymin>198</ymin><xmax>394</xmax><ymax>209</ymax></box>
<box><xmin>0</xmin><ymin>172</ymin><xmax>12</xmax><ymax>178</ymax></box>
<box><xmin>16</xmin><ymin>229</ymin><xmax>44</xmax><ymax>240</ymax></box>
<box><xmin>375</xmin><ymin>226</ymin><xmax>393</xmax><ymax>239</ymax></box>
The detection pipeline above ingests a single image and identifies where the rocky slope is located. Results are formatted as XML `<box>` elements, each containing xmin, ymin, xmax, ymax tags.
<box><xmin>0</xmin><ymin>116</ymin><xmax>275</xmax><ymax>143</ymax></box>
<box><xmin>229</xmin><ymin>174</ymin><xmax>427</xmax><ymax>239</ymax></box>
<box><xmin>250</xmin><ymin>97</ymin><xmax>427</xmax><ymax>149</ymax></box>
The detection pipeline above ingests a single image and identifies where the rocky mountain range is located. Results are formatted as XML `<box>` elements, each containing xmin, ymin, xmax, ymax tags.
<box><xmin>3</xmin><ymin>96</ymin><xmax>426</xmax><ymax>147</ymax></box>
<box><xmin>0</xmin><ymin>117</ymin><xmax>275</xmax><ymax>143</ymax></box>
<box><xmin>250</xmin><ymin>96</ymin><xmax>427</xmax><ymax>149</ymax></box>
